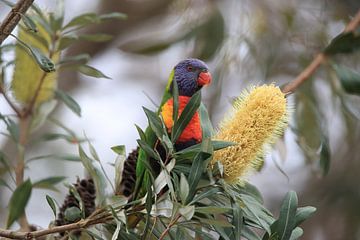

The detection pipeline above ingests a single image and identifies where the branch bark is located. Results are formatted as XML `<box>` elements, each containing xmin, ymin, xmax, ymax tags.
<box><xmin>0</xmin><ymin>0</ymin><xmax>35</xmax><ymax>45</ymax></box>
<box><xmin>281</xmin><ymin>8</ymin><xmax>360</xmax><ymax>95</ymax></box>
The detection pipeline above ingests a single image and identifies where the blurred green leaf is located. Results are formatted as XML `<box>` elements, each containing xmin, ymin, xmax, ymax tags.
<box><xmin>143</xmin><ymin>180</ymin><xmax>153</xmax><ymax>238</ymax></box>
<box><xmin>172</xmin><ymin>91</ymin><xmax>201</xmax><ymax>143</ymax></box>
<box><xmin>59</xmin><ymin>54</ymin><xmax>90</xmax><ymax>65</ymax></box>
<box><xmin>195</xmin><ymin>206</ymin><xmax>231</xmax><ymax>214</ymax></box>
<box><xmin>137</xmin><ymin>139</ymin><xmax>160</xmax><ymax>161</ymax></box>
<box><xmin>324</xmin><ymin>32</ymin><xmax>360</xmax><ymax>55</ymax></box>
<box><xmin>33</xmin><ymin>176</ymin><xmax>66</xmax><ymax>191</ymax></box>
<box><xmin>78</xmin><ymin>65</ymin><xmax>110</xmax><ymax>79</ymax></box>
<box><xmin>64</xmin><ymin>13</ymin><xmax>98</xmax><ymax>29</ymax></box>
<box><xmin>190</xmin><ymin>187</ymin><xmax>221</xmax><ymax>204</ymax></box>
<box><xmin>7</xmin><ymin>179</ymin><xmax>32</xmax><ymax>228</ymax></box>
<box><xmin>319</xmin><ymin>135</ymin><xmax>331</xmax><ymax>176</ymax></box>
<box><xmin>27</xmin><ymin>46</ymin><xmax>55</xmax><ymax>72</ymax></box>
<box><xmin>98</xmin><ymin>12</ymin><xmax>127</xmax><ymax>21</ymax></box>
<box><xmin>0</xmin><ymin>115</ymin><xmax>19</xmax><ymax>142</ymax></box>
<box><xmin>31</xmin><ymin>99</ymin><xmax>57</xmax><ymax>132</ymax></box>
<box><xmin>79</xmin><ymin>34</ymin><xmax>113</xmax><ymax>42</ymax></box>
<box><xmin>21</xmin><ymin>15</ymin><xmax>38</xmax><ymax>32</ymax></box>
<box><xmin>111</xmin><ymin>145</ymin><xmax>126</xmax><ymax>155</ymax></box>
<box><xmin>46</xmin><ymin>195</ymin><xmax>57</xmax><ymax>217</ymax></box>
<box><xmin>196</xmin><ymin>217</ymin><xmax>233</xmax><ymax>228</ymax></box>
<box><xmin>55</xmin><ymin>90</ymin><xmax>81</xmax><ymax>117</ymax></box>
<box><xmin>58</xmin><ymin>35</ymin><xmax>78</xmax><ymax>50</ymax></box>
<box><xmin>242</xmin><ymin>227</ymin><xmax>261</xmax><ymax>240</ymax></box>
<box><xmin>79</xmin><ymin>145</ymin><xmax>107</xmax><ymax>205</ymax></box>
<box><xmin>294</xmin><ymin>207</ymin><xmax>316</xmax><ymax>227</ymax></box>
<box><xmin>64</xmin><ymin>206</ymin><xmax>82</xmax><ymax>222</ymax></box>
<box><xmin>0</xmin><ymin>178</ymin><xmax>12</xmax><ymax>191</ymax></box>
<box><xmin>135</xmin><ymin>124</ymin><xmax>147</xmax><ymax>141</ymax></box>
<box><xmin>333</xmin><ymin>64</ymin><xmax>360</xmax><ymax>95</ymax></box>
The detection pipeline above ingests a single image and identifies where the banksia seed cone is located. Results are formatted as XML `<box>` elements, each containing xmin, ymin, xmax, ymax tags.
<box><xmin>212</xmin><ymin>84</ymin><xmax>288</xmax><ymax>183</ymax></box>
<box><xmin>119</xmin><ymin>148</ymin><xmax>139</xmax><ymax>197</ymax></box>
<box><xmin>56</xmin><ymin>178</ymin><xmax>96</xmax><ymax>228</ymax></box>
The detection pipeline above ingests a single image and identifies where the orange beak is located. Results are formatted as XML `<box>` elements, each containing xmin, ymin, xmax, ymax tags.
<box><xmin>197</xmin><ymin>71</ymin><xmax>212</xmax><ymax>86</ymax></box>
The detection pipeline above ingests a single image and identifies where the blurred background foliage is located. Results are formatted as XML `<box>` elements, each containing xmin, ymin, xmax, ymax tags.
<box><xmin>1</xmin><ymin>0</ymin><xmax>360</xmax><ymax>239</ymax></box>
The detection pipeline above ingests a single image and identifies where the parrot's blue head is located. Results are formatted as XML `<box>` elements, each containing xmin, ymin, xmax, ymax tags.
<box><xmin>172</xmin><ymin>58</ymin><xmax>212</xmax><ymax>96</ymax></box>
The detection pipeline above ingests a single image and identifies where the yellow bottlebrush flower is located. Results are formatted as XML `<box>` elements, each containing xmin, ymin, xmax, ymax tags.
<box><xmin>11</xmin><ymin>19</ymin><xmax>59</xmax><ymax>106</ymax></box>
<box><xmin>212</xmin><ymin>84</ymin><xmax>289</xmax><ymax>183</ymax></box>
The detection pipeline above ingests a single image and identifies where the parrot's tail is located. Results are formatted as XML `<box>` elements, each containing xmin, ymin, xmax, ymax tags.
<box><xmin>118</xmin><ymin>148</ymin><xmax>139</xmax><ymax>197</ymax></box>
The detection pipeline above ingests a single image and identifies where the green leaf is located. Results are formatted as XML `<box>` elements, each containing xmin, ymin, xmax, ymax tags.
<box><xmin>78</xmin><ymin>65</ymin><xmax>111</xmax><ymax>79</ymax></box>
<box><xmin>319</xmin><ymin>135</ymin><xmax>330</xmax><ymax>176</ymax></box>
<box><xmin>111</xmin><ymin>145</ymin><xmax>126</xmax><ymax>155</ymax></box>
<box><xmin>98</xmin><ymin>12</ymin><xmax>127</xmax><ymax>21</ymax></box>
<box><xmin>179</xmin><ymin>173</ymin><xmax>189</xmax><ymax>204</ymax></box>
<box><xmin>199</xmin><ymin>103</ymin><xmax>214</xmax><ymax>138</ymax></box>
<box><xmin>137</xmin><ymin>139</ymin><xmax>160</xmax><ymax>161</ymax></box>
<box><xmin>33</xmin><ymin>176</ymin><xmax>66</xmax><ymax>191</ymax></box>
<box><xmin>64</xmin><ymin>206</ymin><xmax>82</xmax><ymax>222</ymax></box>
<box><xmin>172</xmin><ymin>91</ymin><xmax>201</xmax><ymax>143</ymax></box>
<box><xmin>176</xmin><ymin>140</ymin><xmax>235</xmax><ymax>157</ymax></box>
<box><xmin>52</xmin><ymin>0</ymin><xmax>65</xmax><ymax>30</ymax></box>
<box><xmin>196</xmin><ymin>217</ymin><xmax>233</xmax><ymax>228</ymax></box>
<box><xmin>7</xmin><ymin>179</ymin><xmax>32</xmax><ymax>228</ymax></box>
<box><xmin>58</xmin><ymin>35</ymin><xmax>78</xmax><ymax>50</ymax></box>
<box><xmin>294</xmin><ymin>207</ymin><xmax>316</xmax><ymax>227</ymax></box>
<box><xmin>324</xmin><ymin>32</ymin><xmax>360</xmax><ymax>55</ymax></box>
<box><xmin>55</xmin><ymin>90</ymin><xmax>81</xmax><ymax>117</ymax></box>
<box><xmin>135</xmin><ymin>124</ymin><xmax>146</xmax><ymax>141</ymax></box>
<box><xmin>79</xmin><ymin>145</ymin><xmax>107</xmax><ymax>205</ymax></box>
<box><xmin>190</xmin><ymin>187</ymin><xmax>221</xmax><ymax>204</ymax></box>
<box><xmin>27</xmin><ymin>46</ymin><xmax>55</xmax><ymax>72</ymax></box>
<box><xmin>289</xmin><ymin>227</ymin><xmax>303</xmax><ymax>240</ymax></box>
<box><xmin>46</xmin><ymin>195</ymin><xmax>57</xmax><ymax>217</ymax></box>
<box><xmin>59</xmin><ymin>54</ymin><xmax>90</xmax><ymax>65</ymax></box>
<box><xmin>79</xmin><ymin>34</ymin><xmax>113</xmax><ymax>42</ymax></box>
<box><xmin>21</xmin><ymin>15</ymin><xmax>38</xmax><ymax>32</ymax></box>
<box><xmin>333</xmin><ymin>64</ymin><xmax>360</xmax><ymax>95</ymax></box>
<box><xmin>233</xmin><ymin>206</ymin><xmax>243</xmax><ymax>240</ymax></box>
<box><xmin>0</xmin><ymin>178</ymin><xmax>12</xmax><ymax>191</ymax></box>
<box><xmin>31</xmin><ymin>100</ymin><xmax>57</xmax><ymax>132</ymax></box>
<box><xmin>143</xmin><ymin>181</ymin><xmax>153</xmax><ymax>238</ymax></box>
<box><xmin>274</xmin><ymin>191</ymin><xmax>298</xmax><ymax>240</ymax></box>
<box><xmin>143</xmin><ymin>107</ymin><xmax>165</xmax><ymax>140</ymax></box>
<box><xmin>195</xmin><ymin>206</ymin><xmax>231</xmax><ymax>214</ymax></box>
<box><xmin>64</xmin><ymin>13</ymin><xmax>98</xmax><ymax>29</ymax></box>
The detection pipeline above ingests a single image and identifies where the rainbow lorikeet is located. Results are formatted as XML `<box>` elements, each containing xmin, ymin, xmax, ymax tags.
<box><xmin>119</xmin><ymin>59</ymin><xmax>212</xmax><ymax>199</ymax></box>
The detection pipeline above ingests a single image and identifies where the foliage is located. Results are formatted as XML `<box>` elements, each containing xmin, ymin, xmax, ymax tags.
<box><xmin>1</xmin><ymin>1</ymin><xmax>359</xmax><ymax>240</ymax></box>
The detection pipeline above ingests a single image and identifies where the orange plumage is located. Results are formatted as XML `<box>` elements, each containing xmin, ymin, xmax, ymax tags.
<box><xmin>161</xmin><ymin>96</ymin><xmax>202</xmax><ymax>143</ymax></box>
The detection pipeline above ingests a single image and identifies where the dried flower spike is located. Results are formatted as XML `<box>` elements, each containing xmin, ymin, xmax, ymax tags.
<box><xmin>212</xmin><ymin>84</ymin><xmax>289</xmax><ymax>183</ymax></box>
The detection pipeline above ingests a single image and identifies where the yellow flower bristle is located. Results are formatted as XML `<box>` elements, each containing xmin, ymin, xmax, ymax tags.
<box><xmin>212</xmin><ymin>84</ymin><xmax>289</xmax><ymax>183</ymax></box>
<box><xmin>11</xmin><ymin>18</ymin><xmax>59</xmax><ymax>106</ymax></box>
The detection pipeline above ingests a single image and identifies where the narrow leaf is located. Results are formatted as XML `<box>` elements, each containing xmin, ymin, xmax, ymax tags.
<box><xmin>78</xmin><ymin>65</ymin><xmax>110</xmax><ymax>79</ymax></box>
<box><xmin>324</xmin><ymin>32</ymin><xmax>360</xmax><ymax>55</ymax></box>
<box><xmin>7</xmin><ymin>179</ymin><xmax>32</xmax><ymax>228</ymax></box>
<box><xmin>179</xmin><ymin>173</ymin><xmax>189</xmax><ymax>204</ymax></box>
<box><xmin>333</xmin><ymin>64</ymin><xmax>360</xmax><ymax>95</ymax></box>
<box><xmin>46</xmin><ymin>195</ymin><xmax>57</xmax><ymax>217</ymax></box>
<box><xmin>294</xmin><ymin>207</ymin><xmax>316</xmax><ymax>227</ymax></box>
<box><xmin>275</xmin><ymin>191</ymin><xmax>298</xmax><ymax>240</ymax></box>
<box><xmin>33</xmin><ymin>176</ymin><xmax>66</xmax><ymax>191</ymax></box>
<box><xmin>55</xmin><ymin>90</ymin><xmax>81</xmax><ymax>117</ymax></box>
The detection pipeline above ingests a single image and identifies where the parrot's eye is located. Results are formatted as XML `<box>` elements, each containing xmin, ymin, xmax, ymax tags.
<box><xmin>187</xmin><ymin>66</ymin><xmax>193</xmax><ymax>71</ymax></box>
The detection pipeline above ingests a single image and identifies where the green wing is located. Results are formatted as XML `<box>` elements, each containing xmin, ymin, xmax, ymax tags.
<box><xmin>133</xmin><ymin>69</ymin><xmax>174</xmax><ymax>199</ymax></box>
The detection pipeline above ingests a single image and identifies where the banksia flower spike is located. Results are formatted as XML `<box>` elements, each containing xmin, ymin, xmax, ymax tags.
<box><xmin>212</xmin><ymin>84</ymin><xmax>289</xmax><ymax>183</ymax></box>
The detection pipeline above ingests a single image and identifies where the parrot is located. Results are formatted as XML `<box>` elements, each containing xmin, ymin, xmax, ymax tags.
<box><xmin>119</xmin><ymin>58</ymin><xmax>212</xmax><ymax>199</ymax></box>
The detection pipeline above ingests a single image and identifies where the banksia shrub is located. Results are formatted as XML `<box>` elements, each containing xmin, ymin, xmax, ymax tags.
<box><xmin>212</xmin><ymin>84</ymin><xmax>289</xmax><ymax>182</ymax></box>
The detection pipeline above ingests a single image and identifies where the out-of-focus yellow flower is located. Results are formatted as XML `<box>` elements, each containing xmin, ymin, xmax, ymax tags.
<box><xmin>212</xmin><ymin>84</ymin><xmax>289</xmax><ymax>183</ymax></box>
<box><xmin>11</xmin><ymin>19</ymin><xmax>59</xmax><ymax>106</ymax></box>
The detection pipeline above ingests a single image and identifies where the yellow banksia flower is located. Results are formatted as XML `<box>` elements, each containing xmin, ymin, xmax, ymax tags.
<box><xmin>11</xmin><ymin>18</ymin><xmax>59</xmax><ymax>106</ymax></box>
<box><xmin>212</xmin><ymin>84</ymin><xmax>289</xmax><ymax>183</ymax></box>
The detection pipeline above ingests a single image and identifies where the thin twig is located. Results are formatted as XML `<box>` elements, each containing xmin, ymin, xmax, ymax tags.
<box><xmin>281</xmin><ymin>8</ymin><xmax>360</xmax><ymax>95</ymax></box>
<box><xmin>158</xmin><ymin>214</ymin><xmax>181</xmax><ymax>240</ymax></box>
<box><xmin>0</xmin><ymin>215</ymin><xmax>113</xmax><ymax>239</ymax></box>
<box><xmin>0</xmin><ymin>0</ymin><xmax>35</xmax><ymax>45</ymax></box>
<box><xmin>0</xmin><ymin>87</ymin><xmax>23</xmax><ymax>117</ymax></box>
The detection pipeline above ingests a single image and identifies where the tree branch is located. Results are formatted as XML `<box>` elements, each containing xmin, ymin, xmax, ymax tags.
<box><xmin>158</xmin><ymin>214</ymin><xmax>181</xmax><ymax>240</ymax></box>
<box><xmin>0</xmin><ymin>0</ymin><xmax>35</xmax><ymax>45</ymax></box>
<box><xmin>281</xmin><ymin>8</ymin><xmax>360</xmax><ymax>95</ymax></box>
